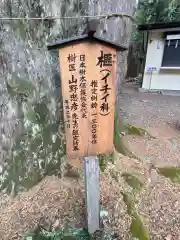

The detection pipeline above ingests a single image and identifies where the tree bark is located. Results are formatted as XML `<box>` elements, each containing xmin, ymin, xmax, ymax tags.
<box><xmin>88</xmin><ymin>0</ymin><xmax>136</xmax><ymax>116</ymax></box>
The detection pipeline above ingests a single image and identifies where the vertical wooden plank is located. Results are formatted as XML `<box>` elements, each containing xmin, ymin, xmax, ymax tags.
<box><xmin>84</xmin><ymin>156</ymin><xmax>100</xmax><ymax>234</ymax></box>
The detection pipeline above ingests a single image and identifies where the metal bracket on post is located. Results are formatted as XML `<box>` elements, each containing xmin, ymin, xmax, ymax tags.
<box><xmin>84</xmin><ymin>156</ymin><xmax>100</xmax><ymax>234</ymax></box>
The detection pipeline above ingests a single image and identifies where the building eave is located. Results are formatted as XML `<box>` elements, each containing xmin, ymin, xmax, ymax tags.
<box><xmin>138</xmin><ymin>21</ymin><xmax>180</xmax><ymax>31</ymax></box>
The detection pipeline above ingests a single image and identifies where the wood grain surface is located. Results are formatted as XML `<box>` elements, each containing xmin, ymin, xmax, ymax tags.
<box><xmin>59</xmin><ymin>41</ymin><xmax>116</xmax><ymax>158</ymax></box>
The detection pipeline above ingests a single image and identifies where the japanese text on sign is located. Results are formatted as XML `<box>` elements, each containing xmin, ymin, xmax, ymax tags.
<box><xmin>91</xmin><ymin>79</ymin><xmax>98</xmax><ymax>144</ymax></box>
<box><xmin>97</xmin><ymin>51</ymin><xmax>112</xmax><ymax>116</ymax></box>
<box><xmin>67</xmin><ymin>54</ymin><xmax>80</xmax><ymax>151</ymax></box>
<box><xmin>79</xmin><ymin>54</ymin><xmax>87</xmax><ymax>119</ymax></box>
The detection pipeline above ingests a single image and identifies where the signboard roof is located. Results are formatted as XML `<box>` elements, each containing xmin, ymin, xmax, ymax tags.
<box><xmin>47</xmin><ymin>33</ymin><xmax>127</xmax><ymax>51</ymax></box>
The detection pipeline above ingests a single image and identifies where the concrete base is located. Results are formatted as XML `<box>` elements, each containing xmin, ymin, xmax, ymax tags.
<box><xmin>138</xmin><ymin>88</ymin><xmax>180</xmax><ymax>96</ymax></box>
<box><xmin>161</xmin><ymin>90</ymin><xmax>180</xmax><ymax>96</ymax></box>
<box><xmin>138</xmin><ymin>88</ymin><xmax>161</xmax><ymax>93</ymax></box>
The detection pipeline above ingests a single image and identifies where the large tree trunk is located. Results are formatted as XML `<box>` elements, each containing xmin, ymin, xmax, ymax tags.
<box><xmin>0</xmin><ymin>0</ymin><xmax>89</xmax><ymax>194</ymax></box>
<box><xmin>88</xmin><ymin>0</ymin><xmax>136</xmax><ymax>115</ymax></box>
<box><xmin>0</xmin><ymin>0</ymin><xmax>135</xmax><ymax>195</ymax></box>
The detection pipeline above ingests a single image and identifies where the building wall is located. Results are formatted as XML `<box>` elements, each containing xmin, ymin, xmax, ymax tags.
<box><xmin>142</xmin><ymin>31</ymin><xmax>180</xmax><ymax>90</ymax></box>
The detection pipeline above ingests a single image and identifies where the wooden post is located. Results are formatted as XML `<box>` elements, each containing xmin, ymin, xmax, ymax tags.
<box><xmin>84</xmin><ymin>156</ymin><xmax>100</xmax><ymax>234</ymax></box>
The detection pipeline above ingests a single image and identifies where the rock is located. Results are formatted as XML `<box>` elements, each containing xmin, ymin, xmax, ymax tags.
<box><xmin>165</xmin><ymin>234</ymin><xmax>172</xmax><ymax>240</ymax></box>
<box><xmin>140</xmin><ymin>100</ymin><xmax>151</xmax><ymax>103</ymax></box>
<box><xmin>52</xmin><ymin>219</ymin><xmax>60</xmax><ymax>230</ymax></box>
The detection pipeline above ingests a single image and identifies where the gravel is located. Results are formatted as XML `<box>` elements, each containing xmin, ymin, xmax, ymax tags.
<box><xmin>1</xmin><ymin>90</ymin><xmax>180</xmax><ymax>239</ymax></box>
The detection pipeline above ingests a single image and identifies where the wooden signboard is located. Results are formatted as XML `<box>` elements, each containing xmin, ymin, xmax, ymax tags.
<box><xmin>59</xmin><ymin>42</ymin><xmax>116</xmax><ymax>158</ymax></box>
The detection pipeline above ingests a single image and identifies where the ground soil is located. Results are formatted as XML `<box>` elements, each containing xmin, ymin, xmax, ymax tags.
<box><xmin>1</xmin><ymin>89</ymin><xmax>180</xmax><ymax>240</ymax></box>
<box><xmin>120</xmin><ymin>90</ymin><xmax>180</xmax><ymax>240</ymax></box>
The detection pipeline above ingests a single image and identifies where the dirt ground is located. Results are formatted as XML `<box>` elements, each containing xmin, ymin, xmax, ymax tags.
<box><xmin>120</xmin><ymin>89</ymin><xmax>180</xmax><ymax>127</ymax></box>
<box><xmin>1</xmin><ymin>90</ymin><xmax>180</xmax><ymax>239</ymax></box>
<box><xmin>120</xmin><ymin>91</ymin><xmax>180</xmax><ymax>240</ymax></box>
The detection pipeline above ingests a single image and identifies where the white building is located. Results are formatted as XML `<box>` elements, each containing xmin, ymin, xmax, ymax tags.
<box><xmin>138</xmin><ymin>22</ymin><xmax>180</xmax><ymax>92</ymax></box>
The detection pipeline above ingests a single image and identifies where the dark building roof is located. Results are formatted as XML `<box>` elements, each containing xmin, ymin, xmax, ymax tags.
<box><xmin>138</xmin><ymin>21</ymin><xmax>180</xmax><ymax>31</ymax></box>
<box><xmin>47</xmin><ymin>33</ymin><xmax>127</xmax><ymax>51</ymax></box>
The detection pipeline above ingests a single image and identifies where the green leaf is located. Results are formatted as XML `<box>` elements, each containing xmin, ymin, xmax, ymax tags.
<box><xmin>130</xmin><ymin>212</ymin><xmax>150</xmax><ymax>240</ymax></box>
<box><xmin>121</xmin><ymin>192</ymin><xmax>135</xmax><ymax>215</ymax></box>
<box><xmin>122</xmin><ymin>173</ymin><xmax>144</xmax><ymax>191</ymax></box>
<box><xmin>156</xmin><ymin>167</ymin><xmax>180</xmax><ymax>183</ymax></box>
